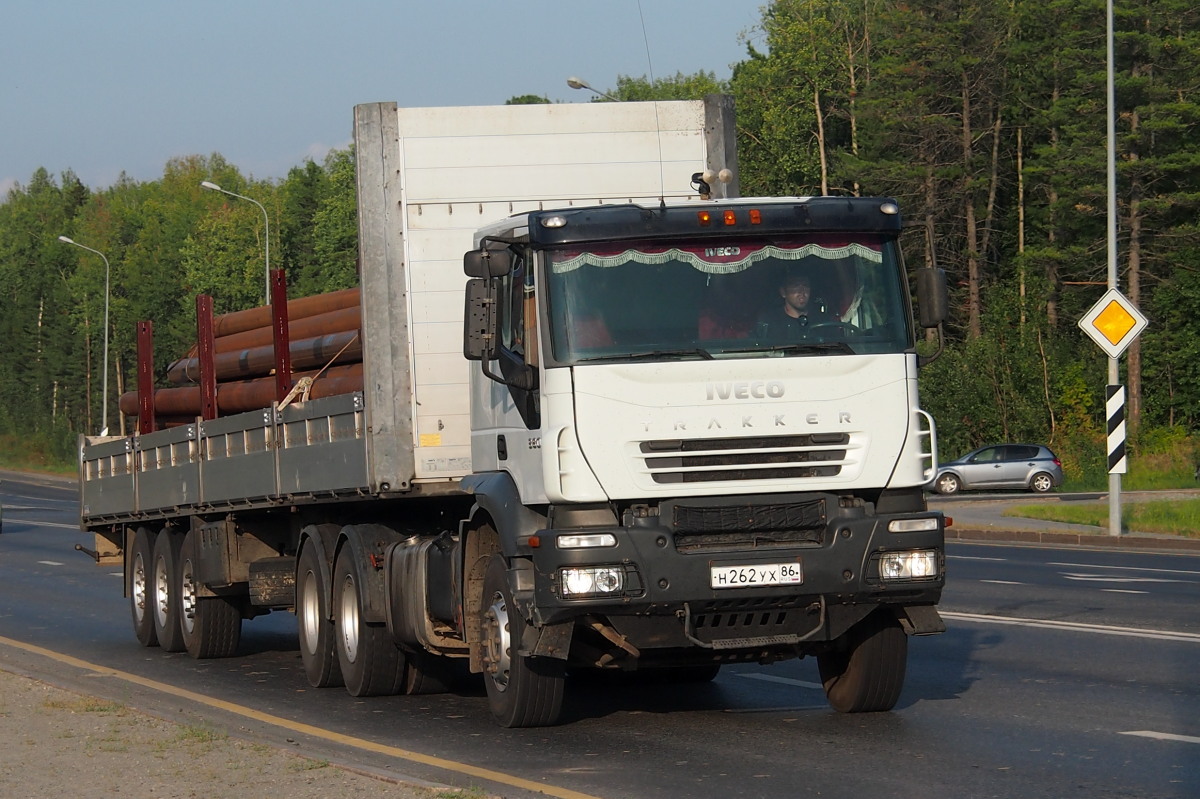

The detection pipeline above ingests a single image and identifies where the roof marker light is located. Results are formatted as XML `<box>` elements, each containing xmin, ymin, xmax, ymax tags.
<box><xmin>749</xmin><ymin>209</ymin><xmax>762</xmax><ymax>225</ymax></box>
<box><xmin>542</xmin><ymin>215</ymin><xmax>567</xmax><ymax>228</ymax></box>
<box><xmin>698</xmin><ymin>210</ymin><xmax>713</xmax><ymax>226</ymax></box>
<box><xmin>880</xmin><ymin>202</ymin><xmax>899</xmax><ymax>215</ymax></box>
<box><xmin>723</xmin><ymin>210</ymin><xmax>737</xmax><ymax>226</ymax></box>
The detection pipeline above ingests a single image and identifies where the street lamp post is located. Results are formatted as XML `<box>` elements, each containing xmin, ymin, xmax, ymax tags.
<box><xmin>58</xmin><ymin>235</ymin><xmax>111</xmax><ymax>436</ymax></box>
<box><xmin>200</xmin><ymin>180</ymin><xmax>271</xmax><ymax>305</ymax></box>
<box><xmin>566</xmin><ymin>76</ymin><xmax>619</xmax><ymax>102</ymax></box>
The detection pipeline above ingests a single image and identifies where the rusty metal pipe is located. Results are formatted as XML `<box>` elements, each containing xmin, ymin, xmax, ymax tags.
<box><xmin>167</xmin><ymin>331</ymin><xmax>362</xmax><ymax>385</ymax></box>
<box><xmin>210</xmin><ymin>287</ymin><xmax>359</xmax><ymax>338</ymax></box>
<box><xmin>120</xmin><ymin>363</ymin><xmax>363</xmax><ymax>417</ymax></box>
<box><xmin>213</xmin><ymin>305</ymin><xmax>361</xmax><ymax>354</ymax></box>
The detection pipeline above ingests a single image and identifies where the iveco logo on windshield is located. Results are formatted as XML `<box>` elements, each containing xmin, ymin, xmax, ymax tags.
<box><xmin>705</xmin><ymin>246</ymin><xmax>742</xmax><ymax>257</ymax></box>
<box><xmin>706</xmin><ymin>381</ymin><xmax>786</xmax><ymax>400</ymax></box>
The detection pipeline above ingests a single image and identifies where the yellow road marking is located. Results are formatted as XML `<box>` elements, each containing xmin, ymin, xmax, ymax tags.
<box><xmin>0</xmin><ymin>634</ymin><xmax>603</xmax><ymax>799</ymax></box>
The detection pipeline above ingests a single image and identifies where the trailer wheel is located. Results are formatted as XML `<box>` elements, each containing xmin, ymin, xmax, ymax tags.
<box><xmin>129</xmin><ymin>527</ymin><xmax>158</xmax><ymax>647</ymax></box>
<box><xmin>817</xmin><ymin>612</ymin><xmax>908</xmax><ymax>713</ymax></box>
<box><xmin>297</xmin><ymin>542</ymin><xmax>342</xmax><ymax>688</ymax></box>
<box><xmin>333</xmin><ymin>550</ymin><xmax>406</xmax><ymax>697</ymax></box>
<box><xmin>179</xmin><ymin>528</ymin><xmax>241</xmax><ymax>659</ymax></box>
<box><xmin>151</xmin><ymin>531</ymin><xmax>186</xmax><ymax>652</ymax></box>
<box><xmin>480</xmin><ymin>554</ymin><xmax>565</xmax><ymax>727</ymax></box>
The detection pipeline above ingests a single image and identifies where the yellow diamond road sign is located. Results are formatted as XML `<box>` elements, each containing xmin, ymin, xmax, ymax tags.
<box><xmin>1079</xmin><ymin>289</ymin><xmax>1148</xmax><ymax>358</ymax></box>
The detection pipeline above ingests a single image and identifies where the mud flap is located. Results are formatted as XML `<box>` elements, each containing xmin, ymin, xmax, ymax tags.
<box><xmin>898</xmin><ymin>605</ymin><xmax>946</xmax><ymax>636</ymax></box>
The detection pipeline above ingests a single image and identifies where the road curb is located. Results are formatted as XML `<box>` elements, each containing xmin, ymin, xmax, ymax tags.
<box><xmin>948</xmin><ymin>526</ymin><xmax>1200</xmax><ymax>552</ymax></box>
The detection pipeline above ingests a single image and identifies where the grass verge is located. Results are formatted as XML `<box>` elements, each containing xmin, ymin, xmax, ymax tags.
<box><xmin>1005</xmin><ymin>497</ymin><xmax>1200</xmax><ymax>537</ymax></box>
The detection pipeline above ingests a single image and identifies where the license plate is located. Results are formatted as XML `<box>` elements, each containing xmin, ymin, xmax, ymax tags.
<box><xmin>710</xmin><ymin>561</ymin><xmax>803</xmax><ymax>589</ymax></box>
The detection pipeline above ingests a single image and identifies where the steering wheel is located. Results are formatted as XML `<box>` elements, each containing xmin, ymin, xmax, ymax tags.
<box><xmin>807</xmin><ymin>322</ymin><xmax>863</xmax><ymax>338</ymax></box>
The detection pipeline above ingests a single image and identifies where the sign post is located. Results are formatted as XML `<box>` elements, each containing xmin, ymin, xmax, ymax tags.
<box><xmin>1078</xmin><ymin>289</ymin><xmax>1147</xmax><ymax>535</ymax></box>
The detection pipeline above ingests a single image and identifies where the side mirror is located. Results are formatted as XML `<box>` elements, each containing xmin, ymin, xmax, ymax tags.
<box><xmin>464</xmin><ymin>247</ymin><xmax>512</xmax><ymax>278</ymax></box>
<box><xmin>916</xmin><ymin>268</ymin><xmax>948</xmax><ymax>329</ymax></box>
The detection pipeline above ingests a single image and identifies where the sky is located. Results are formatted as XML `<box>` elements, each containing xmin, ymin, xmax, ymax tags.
<box><xmin>1</xmin><ymin>0</ymin><xmax>764</xmax><ymax>196</ymax></box>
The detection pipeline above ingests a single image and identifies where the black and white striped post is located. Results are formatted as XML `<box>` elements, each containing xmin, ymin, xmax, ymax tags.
<box><xmin>1079</xmin><ymin>291</ymin><xmax>1147</xmax><ymax>537</ymax></box>
<box><xmin>1106</xmin><ymin>385</ymin><xmax>1126</xmax><ymax>474</ymax></box>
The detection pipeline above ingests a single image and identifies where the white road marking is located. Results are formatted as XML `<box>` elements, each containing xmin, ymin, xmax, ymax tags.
<box><xmin>1120</xmin><ymin>730</ymin><xmax>1200</xmax><ymax>745</ymax></box>
<box><xmin>1060</xmin><ymin>573</ymin><xmax>1184</xmax><ymax>584</ymax></box>
<box><xmin>980</xmin><ymin>579</ymin><xmax>1025</xmax><ymax>585</ymax></box>
<box><xmin>37</xmin><ymin>561</ymin><xmax>64</xmax><ymax>566</ymax></box>
<box><xmin>947</xmin><ymin>555</ymin><xmax>1008</xmax><ymax>562</ymax></box>
<box><xmin>940</xmin><ymin>611</ymin><xmax>1200</xmax><ymax>643</ymax></box>
<box><xmin>1049</xmin><ymin>562</ymin><xmax>1200</xmax><ymax>577</ymax></box>
<box><xmin>2</xmin><ymin>518</ymin><xmax>80</xmax><ymax>530</ymax></box>
<box><xmin>734</xmin><ymin>672</ymin><xmax>824</xmax><ymax>691</ymax></box>
<box><xmin>1101</xmin><ymin>589</ymin><xmax>1149</xmax><ymax>595</ymax></box>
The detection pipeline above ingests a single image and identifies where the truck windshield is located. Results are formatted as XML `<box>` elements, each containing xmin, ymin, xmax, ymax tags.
<box><xmin>543</xmin><ymin>235</ymin><xmax>914</xmax><ymax>363</ymax></box>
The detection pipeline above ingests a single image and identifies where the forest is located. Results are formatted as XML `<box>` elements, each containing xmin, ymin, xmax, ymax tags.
<box><xmin>2</xmin><ymin>0</ymin><xmax>1199</xmax><ymax>485</ymax></box>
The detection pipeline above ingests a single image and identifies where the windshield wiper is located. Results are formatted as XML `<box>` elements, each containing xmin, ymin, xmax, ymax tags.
<box><xmin>724</xmin><ymin>342</ymin><xmax>855</xmax><ymax>356</ymax></box>
<box><xmin>576</xmin><ymin>347</ymin><xmax>715</xmax><ymax>363</ymax></box>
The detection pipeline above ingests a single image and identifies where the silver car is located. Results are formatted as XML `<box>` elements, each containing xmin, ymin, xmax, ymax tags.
<box><xmin>931</xmin><ymin>444</ymin><xmax>1063</xmax><ymax>494</ymax></box>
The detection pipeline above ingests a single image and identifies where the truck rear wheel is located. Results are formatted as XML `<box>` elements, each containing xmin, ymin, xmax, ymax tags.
<box><xmin>818</xmin><ymin>612</ymin><xmax>908</xmax><ymax>713</ymax></box>
<box><xmin>129</xmin><ymin>527</ymin><xmax>158</xmax><ymax>647</ymax></box>
<box><xmin>333</xmin><ymin>550</ymin><xmax>405</xmax><ymax>697</ymax></box>
<box><xmin>151</xmin><ymin>531</ymin><xmax>186</xmax><ymax>652</ymax></box>
<box><xmin>179</xmin><ymin>528</ymin><xmax>241</xmax><ymax>659</ymax></box>
<box><xmin>480</xmin><ymin>554</ymin><xmax>565</xmax><ymax>727</ymax></box>
<box><xmin>297</xmin><ymin>542</ymin><xmax>343</xmax><ymax>688</ymax></box>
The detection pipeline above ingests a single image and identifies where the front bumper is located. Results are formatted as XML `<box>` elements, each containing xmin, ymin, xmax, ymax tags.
<box><xmin>521</xmin><ymin>492</ymin><xmax>945</xmax><ymax>651</ymax></box>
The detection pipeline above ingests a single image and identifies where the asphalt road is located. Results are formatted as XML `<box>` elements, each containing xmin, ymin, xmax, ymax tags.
<box><xmin>2</xmin><ymin>474</ymin><xmax>1198</xmax><ymax>799</ymax></box>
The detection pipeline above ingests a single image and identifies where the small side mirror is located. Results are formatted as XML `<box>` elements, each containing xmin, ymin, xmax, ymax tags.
<box><xmin>464</xmin><ymin>247</ymin><xmax>512</xmax><ymax>278</ymax></box>
<box><xmin>916</xmin><ymin>268</ymin><xmax>948</xmax><ymax>329</ymax></box>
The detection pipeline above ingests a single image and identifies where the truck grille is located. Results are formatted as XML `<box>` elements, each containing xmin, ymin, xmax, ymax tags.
<box><xmin>669</xmin><ymin>498</ymin><xmax>826</xmax><ymax>553</ymax></box>
<box><xmin>639</xmin><ymin>433</ymin><xmax>848</xmax><ymax>484</ymax></box>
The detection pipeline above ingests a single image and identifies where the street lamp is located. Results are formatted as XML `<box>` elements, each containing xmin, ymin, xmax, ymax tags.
<box><xmin>58</xmin><ymin>235</ymin><xmax>111</xmax><ymax>436</ymax></box>
<box><xmin>566</xmin><ymin>76</ymin><xmax>619</xmax><ymax>102</ymax></box>
<box><xmin>200</xmin><ymin>180</ymin><xmax>271</xmax><ymax>304</ymax></box>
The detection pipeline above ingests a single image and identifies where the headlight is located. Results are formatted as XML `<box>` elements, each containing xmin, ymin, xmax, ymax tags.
<box><xmin>560</xmin><ymin>566</ymin><xmax>624</xmax><ymax>598</ymax></box>
<box><xmin>879</xmin><ymin>550</ymin><xmax>939</xmax><ymax>581</ymax></box>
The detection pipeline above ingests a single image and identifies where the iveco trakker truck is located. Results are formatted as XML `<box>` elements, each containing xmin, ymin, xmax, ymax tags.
<box><xmin>79</xmin><ymin>97</ymin><xmax>948</xmax><ymax>727</ymax></box>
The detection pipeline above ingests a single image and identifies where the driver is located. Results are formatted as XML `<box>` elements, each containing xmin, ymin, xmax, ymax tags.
<box><xmin>756</xmin><ymin>271</ymin><xmax>833</xmax><ymax>338</ymax></box>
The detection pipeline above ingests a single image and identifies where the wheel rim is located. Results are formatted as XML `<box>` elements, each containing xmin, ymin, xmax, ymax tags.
<box><xmin>338</xmin><ymin>574</ymin><xmax>360</xmax><ymax>664</ymax></box>
<box><xmin>132</xmin><ymin>552</ymin><xmax>149</xmax><ymax>624</ymax></box>
<box><xmin>180</xmin><ymin>556</ymin><xmax>197</xmax><ymax>635</ymax></box>
<box><xmin>154</xmin><ymin>553</ymin><xmax>170</xmax><ymax>628</ymax></box>
<box><xmin>300</xmin><ymin>570</ymin><xmax>321</xmax><ymax>656</ymax></box>
<box><xmin>1032</xmin><ymin>474</ymin><xmax>1051</xmax><ymax>492</ymax></box>
<box><xmin>483</xmin><ymin>590</ymin><xmax>512</xmax><ymax>692</ymax></box>
<box><xmin>938</xmin><ymin>475</ymin><xmax>957</xmax><ymax>493</ymax></box>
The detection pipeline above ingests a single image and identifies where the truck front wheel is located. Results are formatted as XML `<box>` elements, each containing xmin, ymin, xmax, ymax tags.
<box><xmin>480</xmin><ymin>554</ymin><xmax>565</xmax><ymax>727</ymax></box>
<box><xmin>333</xmin><ymin>550</ymin><xmax>405</xmax><ymax>697</ymax></box>
<box><xmin>817</xmin><ymin>612</ymin><xmax>908</xmax><ymax>713</ymax></box>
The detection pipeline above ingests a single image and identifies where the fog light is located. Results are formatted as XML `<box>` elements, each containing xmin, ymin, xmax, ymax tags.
<box><xmin>888</xmin><ymin>517</ymin><xmax>941</xmax><ymax>533</ymax></box>
<box><xmin>560</xmin><ymin>566</ymin><xmax>624</xmax><ymax>597</ymax></box>
<box><xmin>879</xmin><ymin>550</ymin><xmax>939</xmax><ymax>581</ymax></box>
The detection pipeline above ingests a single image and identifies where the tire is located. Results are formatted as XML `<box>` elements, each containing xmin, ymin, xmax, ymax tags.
<box><xmin>818</xmin><ymin>612</ymin><xmax>908</xmax><ymax>713</ymax></box>
<box><xmin>297</xmin><ymin>542</ymin><xmax>343</xmax><ymax>688</ymax></box>
<box><xmin>179</xmin><ymin>527</ymin><xmax>242</xmax><ymax>659</ymax></box>
<box><xmin>934</xmin><ymin>473</ymin><xmax>961</xmax><ymax>495</ymax></box>
<box><xmin>129</xmin><ymin>527</ymin><xmax>158</xmax><ymax>647</ymax></box>
<box><xmin>480</xmin><ymin>554</ymin><xmax>565</xmax><ymax>727</ymax></box>
<box><xmin>151</xmin><ymin>530</ymin><xmax>186</xmax><ymax>652</ymax></box>
<box><xmin>1029</xmin><ymin>472</ymin><xmax>1055</xmax><ymax>493</ymax></box>
<box><xmin>403</xmin><ymin>650</ymin><xmax>453</xmax><ymax>695</ymax></box>
<box><xmin>333</xmin><ymin>550</ymin><xmax>406</xmax><ymax>697</ymax></box>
